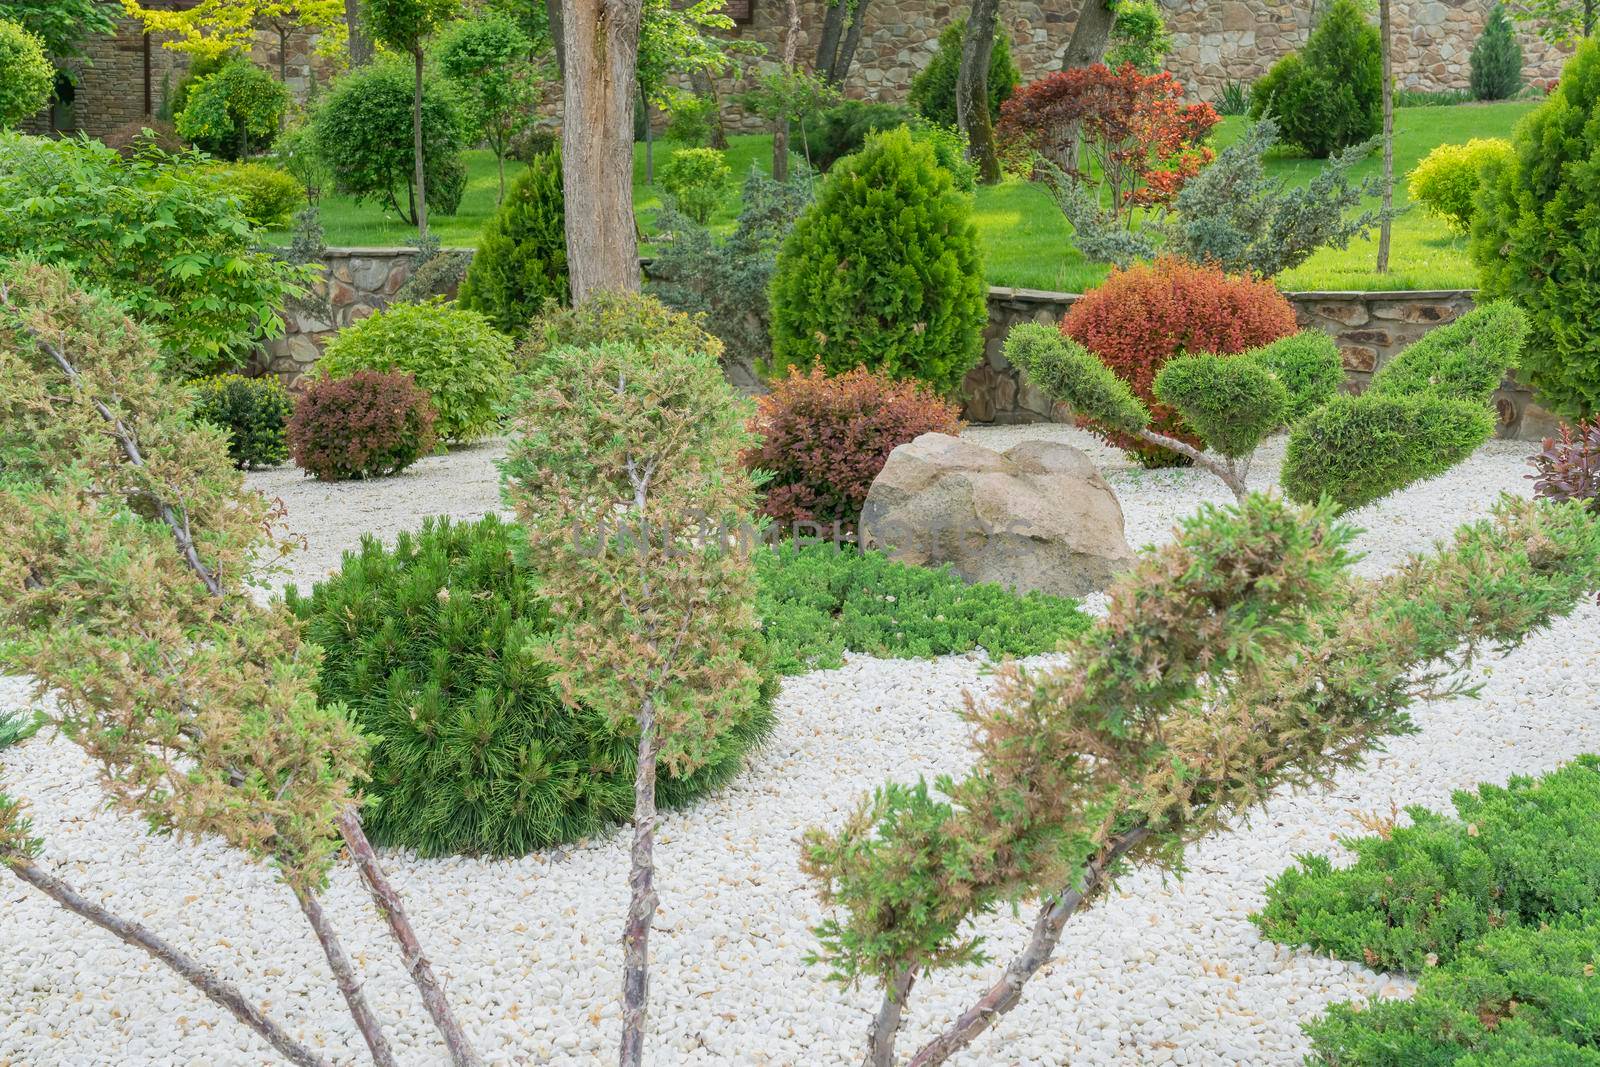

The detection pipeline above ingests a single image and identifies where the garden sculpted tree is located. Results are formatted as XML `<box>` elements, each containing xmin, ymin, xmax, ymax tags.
<box><xmin>1008</xmin><ymin>299</ymin><xmax>1527</xmax><ymax>510</ymax></box>
<box><xmin>0</xmin><ymin>262</ymin><xmax>479</xmax><ymax>1067</ymax></box>
<box><xmin>803</xmin><ymin>489</ymin><xmax>1600</xmax><ymax>1067</ymax></box>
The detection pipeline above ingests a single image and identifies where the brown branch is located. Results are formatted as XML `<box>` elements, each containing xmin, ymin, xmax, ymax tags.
<box><xmin>4</xmin><ymin>854</ymin><xmax>329</xmax><ymax>1067</ymax></box>
<box><xmin>1134</xmin><ymin>428</ymin><xmax>1249</xmax><ymax>502</ymax></box>
<box><xmin>293</xmin><ymin>884</ymin><xmax>397</xmax><ymax>1067</ymax></box>
<box><xmin>906</xmin><ymin>826</ymin><xmax>1152</xmax><ymax>1067</ymax></box>
<box><xmin>863</xmin><ymin>964</ymin><xmax>916</xmax><ymax>1067</ymax></box>
<box><xmin>617</xmin><ymin>700</ymin><xmax>661</xmax><ymax>1067</ymax></box>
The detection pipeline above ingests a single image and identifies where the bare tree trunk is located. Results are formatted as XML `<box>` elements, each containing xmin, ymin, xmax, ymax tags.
<box><xmin>1059</xmin><ymin>0</ymin><xmax>1119</xmax><ymax>171</ymax></box>
<box><xmin>835</xmin><ymin>3</ymin><xmax>868</xmax><ymax>86</ymax></box>
<box><xmin>345</xmin><ymin>0</ymin><xmax>373</xmax><ymax>67</ymax></box>
<box><xmin>689</xmin><ymin>68</ymin><xmax>727</xmax><ymax>149</ymax></box>
<box><xmin>642</xmin><ymin>84</ymin><xmax>654</xmax><ymax>185</ymax></box>
<box><xmin>906</xmin><ymin>828</ymin><xmax>1151</xmax><ymax>1067</ymax></box>
<box><xmin>617</xmin><ymin>706</ymin><xmax>660</xmax><ymax>1067</ymax></box>
<box><xmin>5</xmin><ymin>855</ymin><xmax>329</xmax><ymax>1067</ymax></box>
<box><xmin>817</xmin><ymin>0</ymin><xmax>872</xmax><ymax>84</ymax></box>
<box><xmin>1376</xmin><ymin>0</ymin><xmax>1393</xmax><ymax>273</ymax></box>
<box><xmin>411</xmin><ymin>47</ymin><xmax>429</xmax><ymax>243</ymax></box>
<box><xmin>863</xmin><ymin>966</ymin><xmax>916</xmax><ymax>1067</ymax></box>
<box><xmin>773</xmin><ymin>0</ymin><xmax>801</xmax><ymax>181</ymax></box>
<box><xmin>294</xmin><ymin>885</ymin><xmax>398</xmax><ymax>1067</ymax></box>
<box><xmin>561</xmin><ymin>0</ymin><xmax>645</xmax><ymax>301</ymax></box>
<box><xmin>335</xmin><ymin>810</ymin><xmax>481</xmax><ymax>1067</ymax></box>
<box><xmin>545</xmin><ymin>0</ymin><xmax>565</xmax><ymax>75</ymax></box>
<box><xmin>957</xmin><ymin>0</ymin><xmax>1003</xmax><ymax>184</ymax></box>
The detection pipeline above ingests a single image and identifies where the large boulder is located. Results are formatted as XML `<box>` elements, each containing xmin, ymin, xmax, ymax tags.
<box><xmin>859</xmin><ymin>433</ymin><xmax>1133</xmax><ymax>597</ymax></box>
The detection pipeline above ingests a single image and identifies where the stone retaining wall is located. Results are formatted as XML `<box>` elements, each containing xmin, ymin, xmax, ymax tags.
<box><xmin>256</xmin><ymin>248</ymin><xmax>1558</xmax><ymax>441</ymax></box>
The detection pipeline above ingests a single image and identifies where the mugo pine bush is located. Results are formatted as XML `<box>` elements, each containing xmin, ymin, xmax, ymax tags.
<box><xmin>1473</xmin><ymin>40</ymin><xmax>1600</xmax><ymax>418</ymax></box>
<box><xmin>457</xmin><ymin>147</ymin><xmax>569</xmax><ymax>335</ymax></box>
<box><xmin>287</xmin><ymin>514</ymin><xmax>776</xmax><ymax>857</ymax></box>
<box><xmin>769</xmin><ymin>126</ymin><xmax>987</xmax><ymax>396</ymax></box>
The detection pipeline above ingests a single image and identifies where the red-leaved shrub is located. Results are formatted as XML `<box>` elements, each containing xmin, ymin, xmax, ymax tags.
<box><xmin>997</xmin><ymin>63</ymin><xmax>1218</xmax><ymax>223</ymax></box>
<box><xmin>1061</xmin><ymin>257</ymin><xmax>1297</xmax><ymax>465</ymax></box>
<box><xmin>1529</xmin><ymin>419</ymin><xmax>1600</xmax><ymax>510</ymax></box>
<box><xmin>288</xmin><ymin>369</ymin><xmax>437</xmax><ymax>481</ymax></box>
<box><xmin>746</xmin><ymin>364</ymin><xmax>963</xmax><ymax>533</ymax></box>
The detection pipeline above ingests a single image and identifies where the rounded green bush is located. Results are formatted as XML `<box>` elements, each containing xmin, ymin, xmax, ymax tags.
<box><xmin>1240</xmin><ymin>331</ymin><xmax>1343</xmax><ymax>423</ymax></box>
<box><xmin>175</xmin><ymin>59</ymin><xmax>291</xmax><ymax>161</ymax></box>
<box><xmin>1248</xmin><ymin>0</ymin><xmax>1380</xmax><ymax>158</ymax></box>
<box><xmin>1408</xmin><ymin>138</ymin><xmax>1514</xmax><ymax>234</ymax></box>
<box><xmin>1154</xmin><ymin>354</ymin><xmax>1289</xmax><ymax>458</ymax></box>
<box><xmin>286</xmin><ymin>514</ymin><xmax>777</xmax><ymax>857</ymax></box>
<box><xmin>206</xmin><ymin>161</ymin><xmax>304</xmax><ymax>226</ymax></box>
<box><xmin>0</xmin><ymin>19</ymin><xmax>53</xmax><ymax>129</ymax></box>
<box><xmin>192</xmin><ymin>373</ymin><xmax>292</xmax><ymax>469</ymax></box>
<box><xmin>658</xmin><ymin>146</ymin><xmax>731</xmax><ymax>225</ymax></box>
<box><xmin>458</xmin><ymin>147</ymin><xmax>568</xmax><ymax>335</ymax></box>
<box><xmin>769</xmin><ymin>126</ymin><xmax>986</xmax><ymax>396</ymax></box>
<box><xmin>907</xmin><ymin>19</ymin><xmax>1019</xmax><ymax>129</ymax></box>
<box><xmin>1472</xmin><ymin>40</ymin><xmax>1600</xmax><ymax>418</ymax></box>
<box><xmin>317</xmin><ymin>301</ymin><xmax>513</xmax><ymax>443</ymax></box>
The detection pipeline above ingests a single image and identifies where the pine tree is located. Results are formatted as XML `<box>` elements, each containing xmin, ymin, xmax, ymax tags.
<box><xmin>1471</xmin><ymin>4</ymin><xmax>1523</xmax><ymax>101</ymax></box>
<box><xmin>457</xmin><ymin>147</ymin><xmax>569</xmax><ymax>336</ymax></box>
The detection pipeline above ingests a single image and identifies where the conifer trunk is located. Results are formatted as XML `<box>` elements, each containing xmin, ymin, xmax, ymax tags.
<box><xmin>294</xmin><ymin>885</ymin><xmax>398</xmax><ymax>1067</ymax></box>
<box><xmin>618</xmin><ymin>704</ymin><xmax>660</xmax><ymax>1067</ymax></box>
<box><xmin>957</xmin><ymin>0</ymin><xmax>1002</xmax><ymax>184</ymax></box>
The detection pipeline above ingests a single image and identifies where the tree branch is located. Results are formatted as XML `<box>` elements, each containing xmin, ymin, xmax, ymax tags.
<box><xmin>1134</xmin><ymin>429</ymin><xmax>1248</xmax><ymax>501</ymax></box>
<box><xmin>863</xmin><ymin>964</ymin><xmax>916</xmax><ymax>1067</ymax></box>
<box><xmin>293</xmin><ymin>884</ymin><xmax>397</xmax><ymax>1067</ymax></box>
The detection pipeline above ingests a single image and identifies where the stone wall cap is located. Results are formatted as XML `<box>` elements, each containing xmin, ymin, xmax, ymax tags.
<box><xmin>986</xmin><ymin>285</ymin><xmax>1083</xmax><ymax>301</ymax></box>
<box><xmin>1285</xmin><ymin>288</ymin><xmax>1479</xmax><ymax>300</ymax></box>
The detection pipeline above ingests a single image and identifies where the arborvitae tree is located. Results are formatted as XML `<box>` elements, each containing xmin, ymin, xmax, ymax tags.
<box><xmin>1249</xmin><ymin>0</ymin><xmax>1381</xmax><ymax>157</ymax></box>
<box><xmin>457</xmin><ymin>147</ymin><xmax>569</xmax><ymax>335</ymax></box>
<box><xmin>1471</xmin><ymin>4</ymin><xmax>1524</xmax><ymax>101</ymax></box>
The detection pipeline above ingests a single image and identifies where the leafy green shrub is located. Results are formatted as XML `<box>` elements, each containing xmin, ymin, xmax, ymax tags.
<box><xmin>803</xmin><ymin>99</ymin><xmax>915</xmax><ymax>170</ymax></box>
<box><xmin>1471</xmin><ymin>4</ymin><xmax>1523</xmax><ymax>101</ymax></box>
<box><xmin>755</xmin><ymin>542</ymin><xmax>1091</xmax><ymax>673</ymax></box>
<box><xmin>912</xmin><ymin>122</ymin><xmax>978</xmax><ymax>192</ymax></box>
<box><xmin>175</xmin><ymin>59</ymin><xmax>290</xmax><ymax>161</ymax></box>
<box><xmin>165</xmin><ymin>51</ymin><xmax>226</xmax><ymax>123</ymax></box>
<box><xmin>1367</xmin><ymin>301</ymin><xmax>1527</xmax><ymax>404</ymax></box>
<box><xmin>287</xmin><ymin>368</ymin><xmax>437</xmax><ymax>480</ymax></box>
<box><xmin>206</xmin><ymin>161</ymin><xmax>303</xmax><ymax>226</ymax></box>
<box><xmin>1473</xmin><ymin>40</ymin><xmax>1600</xmax><ymax>417</ymax></box>
<box><xmin>1409</xmin><ymin>138</ymin><xmax>1514</xmax><ymax>234</ymax></box>
<box><xmin>457</xmin><ymin>147</ymin><xmax>568</xmax><ymax>335</ymax></box>
<box><xmin>286</xmin><ymin>514</ymin><xmax>777</xmax><ymax>856</ymax></box>
<box><xmin>769</xmin><ymin>127</ymin><xmax>986</xmax><ymax>396</ymax></box>
<box><xmin>1105</xmin><ymin>0</ymin><xmax>1173</xmax><ymax>73</ymax></box>
<box><xmin>907</xmin><ymin>18</ymin><xmax>1020</xmax><ymax>128</ymax></box>
<box><xmin>0</xmin><ymin>133</ymin><xmax>310</xmax><ymax>378</ymax></box>
<box><xmin>519</xmin><ymin>288</ymin><xmax>717</xmax><ymax>371</ymax></box>
<box><xmin>317</xmin><ymin>301</ymin><xmax>513</xmax><ymax>443</ymax></box>
<box><xmin>663</xmin><ymin>91</ymin><xmax>718</xmax><ymax>146</ymax></box>
<box><xmin>192</xmin><ymin>373</ymin><xmax>292</xmax><ymax>469</ymax></box>
<box><xmin>1153</xmin><ymin>355</ymin><xmax>1288</xmax><ymax>458</ymax></box>
<box><xmin>1249</xmin><ymin>0</ymin><xmax>1381</xmax><ymax>157</ymax></box>
<box><xmin>658</xmin><ymin>146</ymin><xmax>731</xmax><ymax>225</ymax></box>
<box><xmin>0</xmin><ymin>18</ymin><xmax>52</xmax><ymax>128</ymax></box>
<box><xmin>307</xmin><ymin>59</ymin><xmax>466</xmax><ymax>225</ymax></box>
<box><xmin>435</xmin><ymin>12</ymin><xmax>538</xmax><ymax>200</ymax></box>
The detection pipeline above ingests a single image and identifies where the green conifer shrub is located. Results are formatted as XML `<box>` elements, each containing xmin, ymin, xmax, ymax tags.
<box><xmin>1248</xmin><ymin>0</ymin><xmax>1381</xmax><ymax>157</ymax></box>
<box><xmin>287</xmin><ymin>514</ymin><xmax>778</xmax><ymax>857</ymax></box>
<box><xmin>768</xmin><ymin>127</ymin><xmax>986</xmax><ymax>396</ymax></box>
<box><xmin>457</xmin><ymin>147</ymin><xmax>569</xmax><ymax>335</ymax></box>
<box><xmin>1472</xmin><ymin>40</ymin><xmax>1600</xmax><ymax>418</ymax></box>
<box><xmin>803</xmin><ymin>100</ymin><xmax>915</xmax><ymax>171</ymax></box>
<box><xmin>1471</xmin><ymin>4</ymin><xmax>1523</xmax><ymax>101</ymax></box>
<box><xmin>907</xmin><ymin>18</ymin><xmax>1020</xmax><ymax>128</ymax></box>
<box><xmin>192</xmin><ymin>373</ymin><xmax>292</xmax><ymax>469</ymax></box>
<box><xmin>517</xmin><ymin>288</ymin><xmax>715</xmax><ymax>369</ymax></box>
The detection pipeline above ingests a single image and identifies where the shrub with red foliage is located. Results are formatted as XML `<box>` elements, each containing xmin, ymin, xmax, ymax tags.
<box><xmin>288</xmin><ymin>369</ymin><xmax>438</xmax><ymax>481</ymax></box>
<box><xmin>997</xmin><ymin>63</ymin><xmax>1219</xmax><ymax>223</ymax></box>
<box><xmin>1061</xmin><ymin>257</ymin><xmax>1297</xmax><ymax>466</ymax></box>
<box><xmin>746</xmin><ymin>364</ymin><xmax>963</xmax><ymax>533</ymax></box>
<box><xmin>1529</xmin><ymin>419</ymin><xmax>1600</xmax><ymax>510</ymax></box>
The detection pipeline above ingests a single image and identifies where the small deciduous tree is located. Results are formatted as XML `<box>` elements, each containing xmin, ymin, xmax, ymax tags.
<box><xmin>0</xmin><ymin>0</ymin><xmax>117</xmax><ymax>61</ymax></box>
<box><xmin>121</xmin><ymin>0</ymin><xmax>343</xmax><ymax>80</ymax></box>
<box><xmin>437</xmin><ymin>12</ymin><xmax>543</xmax><ymax>202</ymax></box>
<box><xmin>0</xmin><ymin>18</ymin><xmax>52</xmax><ymax>128</ymax></box>
<box><xmin>504</xmin><ymin>292</ymin><xmax>766</xmax><ymax>1067</ymax></box>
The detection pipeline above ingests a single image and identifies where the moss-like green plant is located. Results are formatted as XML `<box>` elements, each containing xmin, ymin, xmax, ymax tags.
<box><xmin>457</xmin><ymin>147</ymin><xmax>568</xmax><ymax>335</ymax></box>
<box><xmin>1241</xmin><ymin>330</ymin><xmax>1343</xmax><ymax>422</ymax></box>
<box><xmin>1154</xmin><ymin>355</ymin><xmax>1288</xmax><ymax>459</ymax></box>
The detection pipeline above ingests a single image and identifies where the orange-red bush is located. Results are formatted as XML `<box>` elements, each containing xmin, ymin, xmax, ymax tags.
<box><xmin>1061</xmin><ymin>258</ymin><xmax>1297</xmax><ymax>465</ymax></box>
<box><xmin>747</xmin><ymin>364</ymin><xmax>963</xmax><ymax>533</ymax></box>
<box><xmin>288</xmin><ymin>369</ymin><xmax>437</xmax><ymax>481</ymax></box>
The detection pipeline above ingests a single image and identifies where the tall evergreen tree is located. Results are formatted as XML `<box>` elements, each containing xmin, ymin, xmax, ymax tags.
<box><xmin>1471</xmin><ymin>4</ymin><xmax>1524</xmax><ymax>100</ymax></box>
<box><xmin>458</xmin><ymin>147</ymin><xmax>568</xmax><ymax>335</ymax></box>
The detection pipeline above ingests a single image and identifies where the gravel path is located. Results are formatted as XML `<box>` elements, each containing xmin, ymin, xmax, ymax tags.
<box><xmin>4</xmin><ymin>427</ymin><xmax>1597</xmax><ymax>1066</ymax></box>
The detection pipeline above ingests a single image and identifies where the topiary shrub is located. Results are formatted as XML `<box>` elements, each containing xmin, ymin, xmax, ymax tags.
<box><xmin>1242</xmin><ymin>330</ymin><xmax>1344</xmax><ymax>422</ymax></box>
<box><xmin>745</xmin><ymin>364</ymin><xmax>964</xmax><ymax>535</ymax></box>
<box><xmin>287</xmin><ymin>368</ymin><xmax>436</xmax><ymax>480</ymax></box>
<box><xmin>1472</xmin><ymin>40</ymin><xmax>1600</xmax><ymax>418</ymax></box>
<box><xmin>907</xmin><ymin>18</ymin><xmax>1020</xmax><ymax>129</ymax></box>
<box><xmin>1409</xmin><ymin>138</ymin><xmax>1514</xmax><ymax>234</ymax></box>
<box><xmin>657</xmin><ymin>146</ymin><xmax>731</xmax><ymax>224</ymax></box>
<box><xmin>1058</xmin><ymin>257</ymin><xmax>1298</xmax><ymax>465</ymax></box>
<box><xmin>1471</xmin><ymin>3</ymin><xmax>1523</xmax><ymax>101</ymax></box>
<box><xmin>205</xmin><ymin>161</ymin><xmax>304</xmax><ymax>226</ymax></box>
<box><xmin>769</xmin><ymin>126</ymin><xmax>987</xmax><ymax>396</ymax></box>
<box><xmin>1248</xmin><ymin>0</ymin><xmax>1381</xmax><ymax>157</ymax></box>
<box><xmin>285</xmin><ymin>514</ymin><xmax>777</xmax><ymax>857</ymax></box>
<box><xmin>1531</xmin><ymin>419</ymin><xmax>1600</xmax><ymax>511</ymax></box>
<box><xmin>802</xmin><ymin>99</ymin><xmax>915</xmax><ymax>171</ymax></box>
<box><xmin>1152</xmin><ymin>355</ymin><xmax>1289</xmax><ymax>459</ymax></box>
<box><xmin>457</xmin><ymin>147</ymin><xmax>568</xmax><ymax>335</ymax></box>
<box><xmin>0</xmin><ymin>18</ymin><xmax>53</xmax><ymax>129</ymax></box>
<box><xmin>192</xmin><ymin>373</ymin><xmax>292</xmax><ymax>469</ymax></box>
<box><xmin>174</xmin><ymin>59</ymin><xmax>290</xmax><ymax>161</ymax></box>
<box><xmin>317</xmin><ymin>301</ymin><xmax>512</xmax><ymax>443</ymax></box>
<box><xmin>1366</xmin><ymin>300</ymin><xmax>1528</xmax><ymax>404</ymax></box>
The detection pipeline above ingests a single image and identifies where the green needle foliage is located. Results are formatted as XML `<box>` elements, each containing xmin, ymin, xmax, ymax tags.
<box><xmin>457</xmin><ymin>147</ymin><xmax>569</xmax><ymax>336</ymax></box>
<box><xmin>288</xmin><ymin>514</ymin><xmax>777</xmax><ymax>857</ymax></box>
<box><xmin>1154</xmin><ymin>356</ymin><xmax>1289</xmax><ymax>459</ymax></box>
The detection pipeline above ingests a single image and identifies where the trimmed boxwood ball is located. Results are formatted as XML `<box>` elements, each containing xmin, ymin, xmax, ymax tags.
<box><xmin>287</xmin><ymin>514</ymin><xmax>777</xmax><ymax>857</ymax></box>
<box><xmin>457</xmin><ymin>147</ymin><xmax>568</xmax><ymax>335</ymax></box>
<box><xmin>768</xmin><ymin>126</ymin><xmax>987</xmax><ymax>396</ymax></box>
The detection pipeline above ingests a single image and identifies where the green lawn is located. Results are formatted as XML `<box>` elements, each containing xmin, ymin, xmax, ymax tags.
<box><xmin>268</xmin><ymin>100</ymin><xmax>1536</xmax><ymax>293</ymax></box>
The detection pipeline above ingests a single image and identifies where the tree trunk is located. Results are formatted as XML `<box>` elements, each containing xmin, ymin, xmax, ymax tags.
<box><xmin>1376</xmin><ymin>0</ymin><xmax>1393</xmax><ymax>273</ymax></box>
<box><xmin>1060</xmin><ymin>0</ymin><xmax>1119</xmax><ymax>171</ymax></box>
<box><xmin>277</xmin><ymin>25</ymin><xmax>289</xmax><ymax>85</ymax></box>
<box><xmin>5</xmin><ymin>855</ymin><xmax>329</xmax><ymax>1067</ymax></box>
<box><xmin>689</xmin><ymin>68</ymin><xmax>727</xmax><ymax>149</ymax></box>
<box><xmin>335</xmin><ymin>809</ymin><xmax>482</xmax><ymax>1067</ymax></box>
<box><xmin>411</xmin><ymin>46</ymin><xmax>429</xmax><ymax>243</ymax></box>
<box><xmin>617</xmin><ymin>705</ymin><xmax>660</xmax><ymax>1067</ymax></box>
<box><xmin>817</xmin><ymin>0</ymin><xmax>871</xmax><ymax>84</ymax></box>
<box><xmin>863</xmin><ymin>966</ymin><xmax>916</xmax><ymax>1067</ymax></box>
<box><xmin>345</xmin><ymin>0</ymin><xmax>373</xmax><ymax>67</ymax></box>
<box><xmin>835</xmin><ymin>3</ymin><xmax>868</xmax><ymax>86</ymax></box>
<box><xmin>561</xmin><ymin>0</ymin><xmax>645</xmax><ymax>301</ymax></box>
<box><xmin>772</xmin><ymin>0</ymin><xmax>801</xmax><ymax>181</ymax></box>
<box><xmin>294</xmin><ymin>884</ymin><xmax>398</xmax><ymax>1067</ymax></box>
<box><xmin>642</xmin><ymin>84</ymin><xmax>654</xmax><ymax>185</ymax></box>
<box><xmin>957</xmin><ymin>0</ymin><xmax>1003</xmax><ymax>184</ymax></box>
<box><xmin>546</xmin><ymin>0</ymin><xmax>566</xmax><ymax>75</ymax></box>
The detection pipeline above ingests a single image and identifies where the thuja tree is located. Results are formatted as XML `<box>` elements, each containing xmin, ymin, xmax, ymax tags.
<box><xmin>1007</xmin><ymin>300</ymin><xmax>1526</xmax><ymax>510</ymax></box>
<box><xmin>503</xmin><ymin>309</ymin><xmax>766</xmax><ymax>1065</ymax></box>
<box><xmin>0</xmin><ymin>262</ymin><xmax>479</xmax><ymax>1067</ymax></box>
<box><xmin>803</xmin><ymin>491</ymin><xmax>1600</xmax><ymax>1067</ymax></box>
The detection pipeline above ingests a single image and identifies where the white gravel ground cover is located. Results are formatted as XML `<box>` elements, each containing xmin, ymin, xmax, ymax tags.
<box><xmin>4</xmin><ymin>427</ymin><xmax>1598</xmax><ymax>1066</ymax></box>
